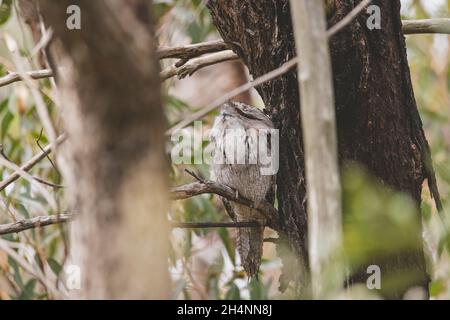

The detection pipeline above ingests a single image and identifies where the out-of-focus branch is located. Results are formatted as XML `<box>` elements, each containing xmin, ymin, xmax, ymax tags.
<box><xmin>402</xmin><ymin>18</ymin><xmax>450</xmax><ymax>35</ymax></box>
<box><xmin>160</xmin><ymin>50</ymin><xmax>239</xmax><ymax>80</ymax></box>
<box><xmin>0</xmin><ymin>214</ymin><xmax>265</xmax><ymax>236</ymax></box>
<box><xmin>1</xmin><ymin>18</ymin><xmax>447</xmax><ymax>88</ymax></box>
<box><xmin>157</xmin><ymin>39</ymin><xmax>229</xmax><ymax>60</ymax></box>
<box><xmin>0</xmin><ymin>134</ymin><xmax>66</xmax><ymax>192</ymax></box>
<box><xmin>0</xmin><ymin>214</ymin><xmax>72</xmax><ymax>236</ymax></box>
<box><xmin>171</xmin><ymin>221</ymin><xmax>262</xmax><ymax>229</ymax></box>
<box><xmin>0</xmin><ymin>69</ymin><xmax>53</xmax><ymax>88</ymax></box>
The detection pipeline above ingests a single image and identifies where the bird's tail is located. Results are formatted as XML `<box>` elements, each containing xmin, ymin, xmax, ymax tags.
<box><xmin>237</xmin><ymin>221</ymin><xmax>264</xmax><ymax>278</ymax></box>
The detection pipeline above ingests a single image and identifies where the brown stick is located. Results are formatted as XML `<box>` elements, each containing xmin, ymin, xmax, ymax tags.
<box><xmin>403</xmin><ymin>18</ymin><xmax>450</xmax><ymax>35</ymax></box>
<box><xmin>160</xmin><ymin>50</ymin><xmax>239</xmax><ymax>80</ymax></box>
<box><xmin>171</xmin><ymin>180</ymin><xmax>278</xmax><ymax>229</ymax></box>
<box><xmin>0</xmin><ymin>213</ymin><xmax>72</xmax><ymax>236</ymax></box>
<box><xmin>0</xmin><ymin>213</ymin><xmax>265</xmax><ymax>236</ymax></box>
<box><xmin>0</xmin><ymin>69</ymin><xmax>53</xmax><ymax>87</ymax></box>
<box><xmin>171</xmin><ymin>221</ymin><xmax>262</xmax><ymax>229</ymax></box>
<box><xmin>0</xmin><ymin>134</ymin><xmax>66</xmax><ymax>192</ymax></box>
<box><xmin>157</xmin><ymin>39</ymin><xmax>229</xmax><ymax>60</ymax></box>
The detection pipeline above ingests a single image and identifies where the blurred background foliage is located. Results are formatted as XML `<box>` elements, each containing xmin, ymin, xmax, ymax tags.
<box><xmin>0</xmin><ymin>0</ymin><xmax>448</xmax><ymax>300</ymax></box>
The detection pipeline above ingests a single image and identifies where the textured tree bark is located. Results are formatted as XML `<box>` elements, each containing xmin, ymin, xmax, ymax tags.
<box><xmin>40</xmin><ymin>0</ymin><xmax>170</xmax><ymax>298</ymax></box>
<box><xmin>207</xmin><ymin>0</ymin><xmax>437</xmax><ymax>298</ymax></box>
<box><xmin>207</xmin><ymin>0</ymin><xmax>310</xmax><ymax>295</ymax></box>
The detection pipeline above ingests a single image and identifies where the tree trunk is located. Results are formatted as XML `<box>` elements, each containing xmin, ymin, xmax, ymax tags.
<box><xmin>207</xmin><ymin>0</ymin><xmax>436</xmax><ymax>299</ymax></box>
<box><xmin>40</xmin><ymin>0</ymin><xmax>170</xmax><ymax>299</ymax></box>
<box><xmin>290</xmin><ymin>0</ymin><xmax>343</xmax><ymax>299</ymax></box>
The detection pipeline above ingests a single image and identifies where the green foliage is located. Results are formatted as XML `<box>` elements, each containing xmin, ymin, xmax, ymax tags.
<box><xmin>0</xmin><ymin>0</ymin><xmax>12</xmax><ymax>26</ymax></box>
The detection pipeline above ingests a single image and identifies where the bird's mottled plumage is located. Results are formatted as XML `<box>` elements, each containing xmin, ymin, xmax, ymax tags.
<box><xmin>210</xmin><ymin>102</ymin><xmax>276</xmax><ymax>277</ymax></box>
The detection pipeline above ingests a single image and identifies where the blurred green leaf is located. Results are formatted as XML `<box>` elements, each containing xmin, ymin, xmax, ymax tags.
<box><xmin>1</xmin><ymin>110</ymin><xmax>13</xmax><ymax>140</ymax></box>
<box><xmin>225</xmin><ymin>282</ymin><xmax>241</xmax><ymax>300</ymax></box>
<box><xmin>0</xmin><ymin>0</ymin><xmax>12</xmax><ymax>25</ymax></box>
<box><xmin>18</xmin><ymin>279</ymin><xmax>36</xmax><ymax>300</ymax></box>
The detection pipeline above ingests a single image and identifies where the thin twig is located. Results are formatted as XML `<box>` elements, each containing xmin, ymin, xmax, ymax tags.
<box><xmin>32</xmin><ymin>176</ymin><xmax>65</xmax><ymax>189</ymax></box>
<box><xmin>0</xmin><ymin>156</ymin><xmax>57</xmax><ymax>210</ymax></box>
<box><xmin>171</xmin><ymin>221</ymin><xmax>262</xmax><ymax>229</ymax></box>
<box><xmin>0</xmin><ymin>134</ymin><xmax>66</xmax><ymax>192</ymax></box>
<box><xmin>160</xmin><ymin>50</ymin><xmax>238</xmax><ymax>81</ymax></box>
<box><xmin>0</xmin><ymin>212</ymin><xmax>265</xmax><ymax>236</ymax></box>
<box><xmin>0</xmin><ymin>213</ymin><xmax>72</xmax><ymax>236</ymax></box>
<box><xmin>157</xmin><ymin>39</ymin><xmax>229</xmax><ymax>60</ymax></box>
<box><xmin>5</xmin><ymin>35</ymin><xmax>57</xmax><ymax>144</ymax></box>
<box><xmin>0</xmin><ymin>18</ymin><xmax>448</xmax><ymax>89</ymax></box>
<box><xmin>171</xmin><ymin>180</ymin><xmax>279</xmax><ymax>229</ymax></box>
<box><xmin>0</xmin><ymin>69</ymin><xmax>53</xmax><ymax>87</ymax></box>
<box><xmin>36</xmin><ymin>128</ymin><xmax>61</xmax><ymax>177</ymax></box>
<box><xmin>402</xmin><ymin>18</ymin><xmax>450</xmax><ymax>35</ymax></box>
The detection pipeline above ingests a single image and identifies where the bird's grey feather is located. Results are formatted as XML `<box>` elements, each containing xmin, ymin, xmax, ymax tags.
<box><xmin>210</xmin><ymin>102</ymin><xmax>276</xmax><ymax>278</ymax></box>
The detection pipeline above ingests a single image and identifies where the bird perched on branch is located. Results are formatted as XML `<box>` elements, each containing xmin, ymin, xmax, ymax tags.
<box><xmin>210</xmin><ymin>102</ymin><xmax>277</xmax><ymax>278</ymax></box>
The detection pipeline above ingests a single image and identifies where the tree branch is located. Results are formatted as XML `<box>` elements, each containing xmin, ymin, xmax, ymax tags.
<box><xmin>0</xmin><ymin>213</ymin><xmax>72</xmax><ymax>236</ymax></box>
<box><xmin>0</xmin><ymin>178</ymin><xmax>279</xmax><ymax>236</ymax></box>
<box><xmin>0</xmin><ymin>69</ymin><xmax>53</xmax><ymax>88</ymax></box>
<box><xmin>0</xmin><ymin>134</ymin><xmax>66</xmax><ymax>192</ymax></box>
<box><xmin>166</xmin><ymin>0</ymin><xmax>372</xmax><ymax>135</ymax></box>
<box><xmin>171</xmin><ymin>221</ymin><xmax>262</xmax><ymax>229</ymax></box>
<box><xmin>160</xmin><ymin>50</ymin><xmax>238</xmax><ymax>81</ymax></box>
<box><xmin>403</xmin><ymin>18</ymin><xmax>450</xmax><ymax>35</ymax></box>
<box><xmin>0</xmin><ymin>213</ymin><xmax>264</xmax><ymax>236</ymax></box>
<box><xmin>157</xmin><ymin>39</ymin><xmax>229</xmax><ymax>60</ymax></box>
<box><xmin>171</xmin><ymin>180</ymin><xmax>279</xmax><ymax>230</ymax></box>
<box><xmin>1</xmin><ymin>18</ymin><xmax>448</xmax><ymax>89</ymax></box>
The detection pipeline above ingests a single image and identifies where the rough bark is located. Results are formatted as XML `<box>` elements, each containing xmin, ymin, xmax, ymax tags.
<box><xmin>40</xmin><ymin>0</ymin><xmax>170</xmax><ymax>298</ymax></box>
<box><xmin>207</xmin><ymin>0</ymin><xmax>309</xmax><ymax>295</ymax></box>
<box><xmin>207</xmin><ymin>0</ymin><xmax>436</xmax><ymax>298</ymax></box>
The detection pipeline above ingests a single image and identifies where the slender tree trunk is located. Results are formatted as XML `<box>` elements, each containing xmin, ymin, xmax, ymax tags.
<box><xmin>40</xmin><ymin>0</ymin><xmax>170</xmax><ymax>299</ymax></box>
<box><xmin>290</xmin><ymin>0</ymin><xmax>343</xmax><ymax>299</ymax></box>
<box><xmin>207</xmin><ymin>0</ymin><xmax>435</xmax><ymax>299</ymax></box>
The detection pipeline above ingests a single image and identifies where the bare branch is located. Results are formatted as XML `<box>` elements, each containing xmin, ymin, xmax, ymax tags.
<box><xmin>403</xmin><ymin>18</ymin><xmax>450</xmax><ymax>35</ymax></box>
<box><xmin>157</xmin><ymin>39</ymin><xmax>229</xmax><ymax>60</ymax></box>
<box><xmin>0</xmin><ymin>214</ymin><xmax>72</xmax><ymax>236</ymax></box>
<box><xmin>0</xmin><ymin>69</ymin><xmax>53</xmax><ymax>88</ymax></box>
<box><xmin>171</xmin><ymin>180</ymin><xmax>279</xmax><ymax>230</ymax></box>
<box><xmin>0</xmin><ymin>212</ymin><xmax>265</xmax><ymax>236</ymax></box>
<box><xmin>160</xmin><ymin>50</ymin><xmax>239</xmax><ymax>81</ymax></box>
<box><xmin>171</xmin><ymin>221</ymin><xmax>262</xmax><ymax>229</ymax></box>
<box><xmin>1</xmin><ymin>18</ymin><xmax>448</xmax><ymax>89</ymax></box>
<box><xmin>0</xmin><ymin>134</ymin><xmax>66</xmax><ymax>192</ymax></box>
<box><xmin>165</xmin><ymin>56</ymin><xmax>299</xmax><ymax>135</ymax></box>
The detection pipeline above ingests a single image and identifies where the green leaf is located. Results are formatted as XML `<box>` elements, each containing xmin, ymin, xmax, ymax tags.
<box><xmin>1</xmin><ymin>110</ymin><xmax>14</xmax><ymax>140</ymax></box>
<box><xmin>430</xmin><ymin>280</ymin><xmax>445</xmax><ymax>297</ymax></box>
<box><xmin>18</xmin><ymin>279</ymin><xmax>37</xmax><ymax>300</ymax></box>
<box><xmin>249</xmin><ymin>278</ymin><xmax>268</xmax><ymax>300</ymax></box>
<box><xmin>48</xmin><ymin>258</ymin><xmax>62</xmax><ymax>276</ymax></box>
<box><xmin>0</xmin><ymin>0</ymin><xmax>12</xmax><ymax>25</ymax></box>
<box><xmin>225</xmin><ymin>283</ymin><xmax>241</xmax><ymax>300</ymax></box>
<box><xmin>8</xmin><ymin>256</ymin><xmax>24</xmax><ymax>289</ymax></box>
<box><xmin>0</xmin><ymin>98</ymin><xmax>9</xmax><ymax>114</ymax></box>
<box><xmin>218</xmin><ymin>228</ymin><xmax>235</xmax><ymax>266</ymax></box>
